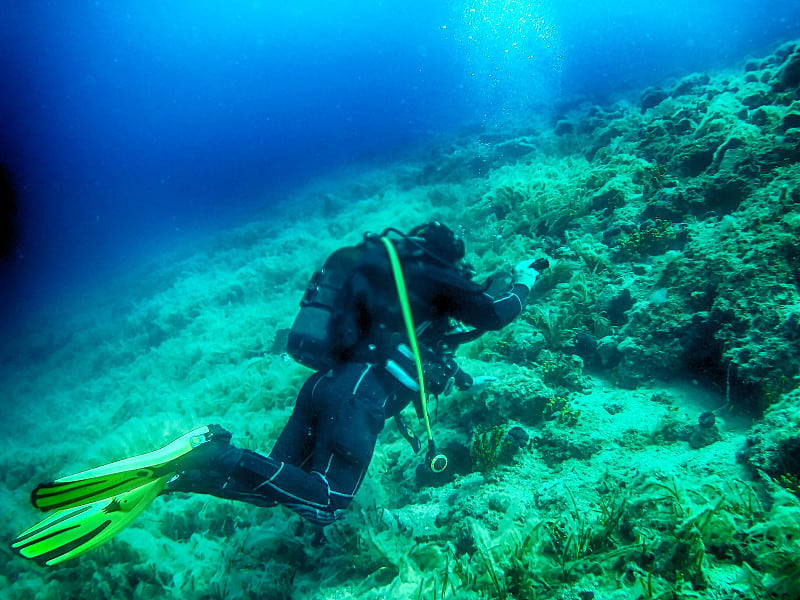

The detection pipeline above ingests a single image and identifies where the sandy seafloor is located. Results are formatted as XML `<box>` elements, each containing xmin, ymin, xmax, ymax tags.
<box><xmin>2</xmin><ymin>39</ymin><xmax>800</xmax><ymax>600</ymax></box>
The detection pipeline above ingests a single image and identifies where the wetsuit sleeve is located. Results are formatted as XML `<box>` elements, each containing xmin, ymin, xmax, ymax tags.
<box><xmin>454</xmin><ymin>274</ymin><xmax>530</xmax><ymax>331</ymax></box>
<box><xmin>452</xmin><ymin>361</ymin><xmax>474</xmax><ymax>390</ymax></box>
<box><xmin>438</xmin><ymin>353</ymin><xmax>474</xmax><ymax>390</ymax></box>
<box><xmin>406</xmin><ymin>263</ymin><xmax>530</xmax><ymax>331</ymax></box>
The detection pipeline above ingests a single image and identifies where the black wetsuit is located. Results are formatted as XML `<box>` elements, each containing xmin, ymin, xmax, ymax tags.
<box><xmin>173</xmin><ymin>241</ymin><xmax>530</xmax><ymax>525</ymax></box>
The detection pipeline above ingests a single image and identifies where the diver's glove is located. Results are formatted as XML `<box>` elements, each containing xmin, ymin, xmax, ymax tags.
<box><xmin>513</xmin><ymin>259</ymin><xmax>541</xmax><ymax>290</ymax></box>
<box><xmin>467</xmin><ymin>375</ymin><xmax>497</xmax><ymax>395</ymax></box>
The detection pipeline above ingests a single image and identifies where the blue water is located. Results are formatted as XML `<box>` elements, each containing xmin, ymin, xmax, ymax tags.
<box><xmin>1</xmin><ymin>0</ymin><xmax>799</xmax><ymax>319</ymax></box>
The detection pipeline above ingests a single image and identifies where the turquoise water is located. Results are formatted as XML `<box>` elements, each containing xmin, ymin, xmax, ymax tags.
<box><xmin>2</xmin><ymin>1</ymin><xmax>799</xmax><ymax>312</ymax></box>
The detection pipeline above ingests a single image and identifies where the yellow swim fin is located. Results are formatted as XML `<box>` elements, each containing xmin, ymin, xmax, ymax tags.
<box><xmin>11</xmin><ymin>424</ymin><xmax>229</xmax><ymax>565</ymax></box>
<box><xmin>31</xmin><ymin>425</ymin><xmax>215</xmax><ymax>511</ymax></box>
<box><xmin>12</xmin><ymin>475</ymin><xmax>170</xmax><ymax>566</ymax></box>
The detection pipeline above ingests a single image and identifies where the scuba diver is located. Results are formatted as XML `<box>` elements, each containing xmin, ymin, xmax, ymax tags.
<box><xmin>12</xmin><ymin>221</ymin><xmax>545</xmax><ymax>566</ymax></box>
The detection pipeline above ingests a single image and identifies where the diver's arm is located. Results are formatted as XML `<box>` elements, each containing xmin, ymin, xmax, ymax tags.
<box><xmin>458</xmin><ymin>272</ymin><xmax>531</xmax><ymax>331</ymax></box>
<box><xmin>470</xmin><ymin>258</ymin><xmax>547</xmax><ymax>329</ymax></box>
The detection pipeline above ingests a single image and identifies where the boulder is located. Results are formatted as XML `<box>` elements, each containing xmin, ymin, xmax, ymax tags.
<box><xmin>641</xmin><ymin>87</ymin><xmax>668</xmax><ymax>111</ymax></box>
<box><xmin>779</xmin><ymin>49</ymin><xmax>800</xmax><ymax>89</ymax></box>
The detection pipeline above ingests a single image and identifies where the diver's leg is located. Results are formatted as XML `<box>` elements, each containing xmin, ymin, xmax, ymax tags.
<box><xmin>169</xmin><ymin>445</ymin><xmax>343</xmax><ymax>522</ymax></box>
<box><xmin>167</xmin><ymin>364</ymin><xmax>390</xmax><ymax>524</ymax></box>
<box><xmin>268</xmin><ymin>371</ymin><xmax>324</xmax><ymax>466</ymax></box>
<box><xmin>306</xmin><ymin>363</ymin><xmax>388</xmax><ymax>511</ymax></box>
<box><xmin>167</xmin><ymin>372</ymin><xmax>324</xmax><ymax>507</ymax></box>
<box><xmin>220</xmin><ymin>363</ymin><xmax>389</xmax><ymax>523</ymax></box>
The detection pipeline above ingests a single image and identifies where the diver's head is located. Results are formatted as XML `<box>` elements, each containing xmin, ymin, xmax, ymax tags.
<box><xmin>407</xmin><ymin>221</ymin><xmax>465</xmax><ymax>265</ymax></box>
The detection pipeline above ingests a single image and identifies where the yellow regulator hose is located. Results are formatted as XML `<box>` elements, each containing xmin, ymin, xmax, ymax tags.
<box><xmin>380</xmin><ymin>236</ymin><xmax>447</xmax><ymax>473</ymax></box>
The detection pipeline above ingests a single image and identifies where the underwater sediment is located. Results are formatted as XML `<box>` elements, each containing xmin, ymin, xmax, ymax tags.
<box><xmin>1</xmin><ymin>39</ymin><xmax>800</xmax><ymax>600</ymax></box>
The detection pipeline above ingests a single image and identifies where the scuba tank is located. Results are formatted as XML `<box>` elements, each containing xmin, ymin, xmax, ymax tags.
<box><xmin>286</xmin><ymin>245</ymin><xmax>363</xmax><ymax>372</ymax></box>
